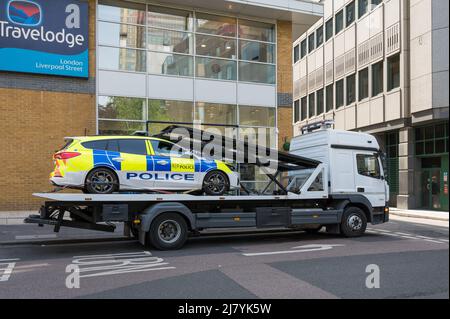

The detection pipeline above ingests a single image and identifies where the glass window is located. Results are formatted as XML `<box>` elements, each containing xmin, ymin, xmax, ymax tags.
<box><xmin>98</xmin><ymin>46</ymin><xmax>146</xmax><ymax>72</ymax></box>
<box><xmin>371</xmin><ymin>0</ymin><xmax>382</xmax><ymax>10</ymax></box>
<box><xmin>195</xmin><ymin>102</ymin><xmax>237</xmax><ymax>125</ymax></box>
<box><xmin>238</xmin><ymin>19</ymin><xmax>275</xmax><ymax>42</ymax></box>
<box><xmin>239</xmin><ymin>127</ymin><xmax>276</xmax><ymax>148</ymax></box>
<box><xmin>387</xmin><ymin>54</ymin><xmax>400</xmax><ymax>91</ymax></box>
<box><xmin>196</xmin><ymin>57</ymin><xmax>236</xmax><ymax>80</ymax></box>
<box><xmin>148</xmin><ymin>5</ymin><xmax>193</xmax><ymax>31</ymax></box>
<box><xmin>118</xmin><ymin>139</ymin><xmax>148</xmax><ymax>155</ymax></box>
<box><xmin>325</xmin><ymin>18</ymin><xmax>333</xmax><ymax>41</ymax></box>
<box><xmin>98</xmin><ymin>96</ymin><xmax>146</xmax><ymax>121</ymax></box>
<box><xmin>308</xmin><ymin>34</ymin><xmax>315</xmax><ymax>53</ymax></box>
<box><xmin>335</xmin><ymin>10</ymin><xmax>344</xmax><ymax>34</ymax></box>
<box><xmin>301</xmin><ymin>97</ymin><xmax>307</xmax><ymax>120</ymax></box>
<box><xmin>238</xmin><ymin>62</ymin><xmax>275</xmax><ymax>84</ymax></box>
<box><xmin>372</xmin><ymin>61</ymin><xmax>384</xmax><ymax>96</ymax></box>
<box><xmin>336</xmin><ymin>79</ymin><xmax>344</xmax><ymax>108</ymax></box>
<box><xmin>98</xmin><ymin>1</ymin><xmax>146</xmax><ymax>25</ymax></box>
<box><xmin>239</xmin><ymin>106</ymin><xmax>275</xmax><ymax>127</ymax></box>
<box><xmin>196</xmin><ymin>34</ymin><xmax>236</xmax><ymax>59</ymax></box>
<box><xmin>239</xmin><ymin>40</ymin><xmax>275</xmax><ymax>64</ymax></box>
<box><xmin>317</xmin><ymin>88</ymin><xmax>324</xmax><ymax>115</ymax></box>
<box><xmin>359</xmin><ymin>68</ymin><xmax>369</xmax><ymax>101</ymax></box>
<box><xmin>98</xmin><ymin>120</ymin><xmax>145</xmax><ymax>135</ymax></box>
<box><xmin>294</xmin><ymin>45</ymin><xmax>299</xmax><ymax>63</ymax></box>
<box><xmin>148</xmin><ymin>52</ymin><xmax>193</xmax><ymax>77</ymax></box>
<box><xmin>316</xmin><ymin>26</ymin><xmax>324</xmax><ymax>47</ymax></box>
<box><xmin>294</xmin><ymin>100</ymin><xmax>300</xmax><ymax>122</ymax></box>
<box><xmin>346</xmin><ymin>74</ymin><xmax>356</xmax><ymax>105</ymax></box>
<box><xmin>359</xmin><ymin>0</ymin><xmax>369</xmax><ymax>18</ymax></box>
<box><xmin>346</xmin><ymin>1</ymin><xmax>356</xmax><ymax>27</ymax></box>
<box><xmin>151</xmin><ymin>140</ymin><xmax>186</xmax><ymax>157</ymax></box>
<box><xmin>309</xmin><ymin>93</ymin><xmax>315</xmax><ymax>117</ymax></box>
<box><xmin>148</xmin><ymin>100</ymin><xmax>193</xmax><ymax>123</ymax></box>
<box><xmin>326</xmin><ymin>84</ymin><xmax>333</xmax><ymax>112</ymax></box>
<box><xmin>98</xmin><ymin>22</ymin><xmax>146</xmax><ymax>48</ymax></box>
<box><xmin>82</xmin><ymin>140</ymin><xmax>109</xmax><ymax>151</ymax></box>
<box><xmin>196</xmin><ymin>12</ymin><xmax>237</xmax><ymax>37</ymax></box>
<box><xmin>300</xmin><ymin>40</ymin><xmax>307</xmax><ymax>59</ymax></box>
<box><xmin>147</xmin><ymin>28</ymin><xmax>193</xmax><ymax>54</ymax></box>
<box><xmin>356</xmin><ymin>154</ymin><xmax>381</xmax><ymax>179</ymax></box>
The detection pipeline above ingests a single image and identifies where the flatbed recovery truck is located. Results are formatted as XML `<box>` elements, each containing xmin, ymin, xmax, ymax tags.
<box><xmin>25</xmin><ymin>122</ymin><xmax>390</xmax><ymax>250</ymax></box>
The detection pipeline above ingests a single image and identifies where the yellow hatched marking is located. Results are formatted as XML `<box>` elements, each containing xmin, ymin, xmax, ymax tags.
<box><xmin>216</xmin><ymin>161</ymin><xmax>232</xmax><ymax>173</ymax></box>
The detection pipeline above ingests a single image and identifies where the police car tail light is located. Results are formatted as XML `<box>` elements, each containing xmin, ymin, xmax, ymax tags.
<box><xmin>54</xmin><ymin>151</ymin><xmax>81</xmax><ymax>160</ymax></box>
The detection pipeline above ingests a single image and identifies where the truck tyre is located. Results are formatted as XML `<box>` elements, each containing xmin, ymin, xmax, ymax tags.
<box><xmin>340</xmin><ymin>206</ymin><xmax>367</xmax><ymax>237</ymax></box>
<box><xmin>85</xmin><ymin>167</ymin><xmax>119</xmax><ymax>194</ymax></box>
<box><xmin>148</xmin><ymin>213</ymin><xmax>188</xmax><ymax>250</ymax></box>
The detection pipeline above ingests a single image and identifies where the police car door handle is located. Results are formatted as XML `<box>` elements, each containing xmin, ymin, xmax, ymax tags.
<box><xmin>157</xmin><ymin>160</ymin><xmax>169</xmax><ymax>165</ymax></box>
<box><xmin>112</xmin><ymin>157</ymin><xmax>124</xmax><ymax>162</ymax></box>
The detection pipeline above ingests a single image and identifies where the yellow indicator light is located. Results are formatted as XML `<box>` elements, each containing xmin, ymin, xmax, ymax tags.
<box><xmin>133</xmin><ymin>219</ymin><xmax>141</xmax><ymax>225</ymax></box>
<box><xmin>233</xmin><ymin>217</ymin><xmax>241</xmax><ymax>221</ymax></box>
<box><xmin>313</xmin><ymin>215</ymin><xmax>319</xmax><ymax>218</ymax></box>
<box><xmin>384</xmin><ymin>207</ymin><xmax>389</xmax><ymax>213</ymax></box>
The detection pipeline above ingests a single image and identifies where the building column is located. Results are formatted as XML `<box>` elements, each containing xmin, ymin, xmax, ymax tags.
<box><xmin>277</xmin><ymin>20</ymin><xmax>293</xmax><ymax>150</ymax></box>
<box><xmin>396</xmin><ymin>127</ymin><xmax>416</xmax><ymax>209</ymax></box>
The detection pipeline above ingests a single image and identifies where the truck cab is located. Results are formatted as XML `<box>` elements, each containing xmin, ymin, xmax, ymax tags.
<box><xmin>289</xmin><ymin>122</ymin><xmax>389</xmax><ymax>210</ymax></box>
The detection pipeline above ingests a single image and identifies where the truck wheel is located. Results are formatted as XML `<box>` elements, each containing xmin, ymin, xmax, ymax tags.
<box><xmin>202</xmin><ymin>170</ymin><xmax>229</xmax><ymax>196</ymax></box>
<box><xmin>340</xmin><ymin>206</ymin><xmax>367</xmax><ymax>237</ymax></box>
<box><xmin>85</xmin><ymin>168</ymin><xmax>118</xmax><ymax>194</ymax></box>
<box><xmin>148</xmin><ymin>213</ymin><xmax>188</xmax><ymax>250</ymax></box>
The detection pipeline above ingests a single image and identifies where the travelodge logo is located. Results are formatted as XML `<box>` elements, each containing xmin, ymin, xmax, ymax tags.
<box><xmin>7</xmin><ymin>0</ymin><xmax>42</xmax><ymax>26</ymax></box>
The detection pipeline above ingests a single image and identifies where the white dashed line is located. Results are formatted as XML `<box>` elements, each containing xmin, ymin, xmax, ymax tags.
<box><xmin>368</xmin><ymin>228</ymin><xmax>448</xmax><ymax>244</ymax></box>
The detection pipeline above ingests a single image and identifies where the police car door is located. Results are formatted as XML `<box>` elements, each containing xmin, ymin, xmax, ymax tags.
<box><xmin>116</xmin><ymin>139</ymin><xmax>153</xmax><ymax>190</ymax></box>
<box><xmin>149</xmin><ymin>139</ymin><xmax>198</xmax><ymax>190</ymax></box>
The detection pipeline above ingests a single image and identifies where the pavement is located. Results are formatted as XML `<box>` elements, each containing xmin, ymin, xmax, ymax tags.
<box><xmin>0</xmin><ymin>214</ymin><xmax>448</xmax><ymax>299</ymax></box>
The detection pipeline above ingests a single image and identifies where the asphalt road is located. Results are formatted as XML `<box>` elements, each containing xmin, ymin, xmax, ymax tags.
<box><xmin>0</xmin><ymin>217</ymin><xmax>448</xmax><ymax>299</ymax></box>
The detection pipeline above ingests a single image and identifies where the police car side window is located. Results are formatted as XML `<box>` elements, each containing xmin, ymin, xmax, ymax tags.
<box><xmin>82</xmin><ymin>140</ymin><xmax>108</xmax><ymax>150</ymax></box>
<box><xmin>118</xmin><ymin>139</ymin><xmax>147</xmax><ymax>155</ymax></box>
<box><xmin>106</xmin><ymin>140</ymin><xmax>119</xmax><ymax>152</ymax></box>
<box><xmin>151</xmin><ymin>140</ymin><xmax>184</xmax><ymax>158</ymax></box>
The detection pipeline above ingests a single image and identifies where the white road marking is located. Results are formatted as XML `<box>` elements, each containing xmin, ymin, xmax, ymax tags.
<box><xmin>15</xmin><ymin>234</ymin><xmax>57</xmax><ymax>240</ymax></box>
<box><xmin>69</xmin><ymin>251</ymin><xmax>175</xmax><ymax>279</ymax></box>
<box><xmin>367</xmin><ymin>228</ymin><xmax>448</xmax><ymax>244</ymax></box>
<box><xmin>243</xmin><ymin>244</ymin><xmax>344</xmax><ymax>257</ymax></box>
<box><xmin>0</xmin><ymin>259</ymin><xmax>20</xmax><ymax>262</ymax></box>
<box><xmin>0</xmin><ymin>259</ymin><xmax>19</xmax><ymax>282</ymax></box>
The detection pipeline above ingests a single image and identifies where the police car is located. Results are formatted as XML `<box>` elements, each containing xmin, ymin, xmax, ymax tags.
<box><xmin>50</xmin><ymin>136</ymin><xmax>239</xmax><ymax>195</ymax></box>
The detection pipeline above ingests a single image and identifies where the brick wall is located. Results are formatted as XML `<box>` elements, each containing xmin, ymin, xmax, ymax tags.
<box><xmin>0</xmin><ymin>0</ymin><xmax>96</xmax><ymax>211</ymax></box>
<box><xmin>277</xmin><ymin>20</ymin><xmax>294</xmax><ymax>149</ymax></box>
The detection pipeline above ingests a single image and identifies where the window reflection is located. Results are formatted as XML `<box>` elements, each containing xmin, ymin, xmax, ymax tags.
<box><xmin>148</xmin><ymin>52</ymin><xmax>193</xmax><ymax>76</ymax></box>
<box><xmin>147</xmin><ymin>28</ymin><xmax>192</xmax><ymax>54</ymax></box>
<box><xmin>195</xmin><ymin>102</ymin><xmax>237</xmax><ymax>125</ymax></box>
<box><xmin>98</xmin><ymin>96</ymin><xmax>146</xmax><ymax>120</ymax></box>
<box><xmin>239</xmin><ymin>40</ymin><xmax>274</xmax><ymax>64</ymax></box>
<box><xmin>147</xmin><ymin>5</ymin><xmax>193</xmax><ymax>31</ymax></box>
<box><xmin>98</xmin><ymin>1</ymin><xmax>146</xmax><ymax>25</ymax></box>
<box><xmin>239</xmin><ymin>106</ymin><xmax>275</xmax><ymax>127</ymax></box>
<box><xmin>196</xmin><ymin>57</ymin><xmax>237</xmax><ymax>80</ymax></box>
<box><xmin>98</xmin><ymin>21</ymin><xmax>146</xmax><ymax>48</ymax></box>
<box><xmin>239</xmin><ymin>19</ymin><xmax>275</xmax><ymax>42</ymax></box>
<box><xmin>195</xmin><ymin>12</ymin><xmax>237</xmax><ymax>37</ymax></box>
<box><xmin>196</xmin><ymin>34</ymin><xmax>236</xmax><ymax>59</ymax></box>
<box><xmin>239</xmin><ymin>62</ymin><xmax>275</xmax><ymax>84</ymax></box>
<box><xmin>99</xmin><ymin>46</ymin><xmax>146</xmax><ymax>72</ymax></box>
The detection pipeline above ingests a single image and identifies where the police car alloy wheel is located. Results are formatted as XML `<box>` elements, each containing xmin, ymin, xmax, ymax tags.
<box><xmin>85</xmin><ymin>168</ymin><xmax>119</xmax><ymax>194</ymax></box>
<box><xmin>203</xmin><ymin>171</ymin><xmax>229</xmax><ymax>196</ymax></box>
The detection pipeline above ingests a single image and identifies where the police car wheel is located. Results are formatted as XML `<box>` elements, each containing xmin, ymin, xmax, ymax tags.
<box><xmin>85</xmin><ymin>168</ymin><xmax>119</xmax><ymax>194</ymax></box>
<box><xmin>148</xmin><ymin>213</ymin><xmax>188</xmax><ymax>250</ymax></box>
<box><xmin>203</xmin><ymin>171</ymin><xmax>229</xmax><ymax>196</ymax></box>
<box><xmin>340</xmin><ymin>206</ymin><xmax>367</xmax><ymax>237</ymax></box>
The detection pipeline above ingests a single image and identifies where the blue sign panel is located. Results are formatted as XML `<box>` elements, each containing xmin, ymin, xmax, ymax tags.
<box><xmin>0</xmin><ymin>0</ymin><xmax>89</xmax><ymax>78</ymax></box>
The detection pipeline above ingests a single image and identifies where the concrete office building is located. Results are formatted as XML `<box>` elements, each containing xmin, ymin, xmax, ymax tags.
<box><xmin>0</xmin><ymin>0</ymin><xmax>322</xmax><ymax>210</ymax></box>
<box><xmin>293</xmin><ymin>0</ymin><xmax>449</xmax><ymax>211</ymax></box>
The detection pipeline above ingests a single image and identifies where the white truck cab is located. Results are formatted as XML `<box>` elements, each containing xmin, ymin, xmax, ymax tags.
<box><xmin>290</xmin><ymin>122</ymin><xmax>389</xmax><ymax>209</ymax></box>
